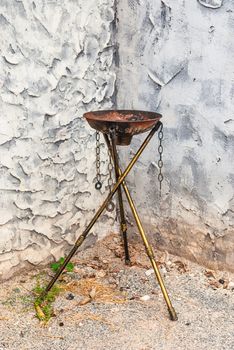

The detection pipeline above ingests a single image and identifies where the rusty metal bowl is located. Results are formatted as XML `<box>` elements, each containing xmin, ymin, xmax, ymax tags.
<box><xmin>84</xmin><ymin>110</ymin><xmax>162</xmax><ymax>146</ymax></box>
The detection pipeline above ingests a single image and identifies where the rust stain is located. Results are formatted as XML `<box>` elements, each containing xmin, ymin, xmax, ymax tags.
<box><xmin>84</xmin><ymin>109</ymin><xmax>162</xmax><ymax>145</ymax></box>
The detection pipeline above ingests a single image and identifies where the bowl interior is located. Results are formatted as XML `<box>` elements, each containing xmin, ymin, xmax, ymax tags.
<box><xmin>84</xmin><ymin>110</ymin><xmax>161</xmax><ymax>123</ymax></box>
<box><xmin>84</xmin><ymin>110</ymin><xmax>162</xmax><ymax>145</ymax></box>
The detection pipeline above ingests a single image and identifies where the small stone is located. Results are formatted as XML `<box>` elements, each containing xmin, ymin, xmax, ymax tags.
<box><xmin>84</xmin><ymin>267</ymin><xmax>96</xmax><ymax>277</ymax></box>
<box><xmin>160</xmin><ymin>266</ymin><xmax>167</xmax><ymax>275</ymax></box>
<box><xmin>219</xmin><ymin>279</ymin><xmax>225</xmax><ymax>285</ymax></box>
<box><xmin>96</xmin><ymin>270</ymin><xmax>106</xmax><ymax>278</ymax></box>
<box><xmin>108</xmin><ymin>277</ymin><xmax>116</xmax><ymax>284</ymax></box>
<box><xmin>78</xmin><ymin>296</ymin><xmax>91</xmax><ymax>306</ymax></box>
<box><xmin>66</xmin><ymin>293</ymin><xmax>75</xmax><ymax>300</ymax></box>
<box><xmin>145</xmin><ymin>268</ymin><xmax>154</xmax><ymax>276</ymax></box>
<box><xmin>140</xmin><ymin>295</ymin><xmax>151</xmax><ymax>302</ymax></box>
<box><xmin>208</xmin><ymin>280</ymin><xmax>220</xmax><ymax>289</ymax></box>
<box><xmin>227</xmin><ymin>281</ymin><xmax>234</xmax><ymax>290</ymax></box>
<box><xmin>78</xmin><ymin>322</ymin><xmax>83</xmax><ymax>327</ymax></box>
<box><xmin>89</xmin><ymin>287</ymin><xmax>96</xmax><ymax>299</ymax></box>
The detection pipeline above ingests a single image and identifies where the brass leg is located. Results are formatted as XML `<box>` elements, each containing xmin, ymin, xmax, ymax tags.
<box><xmin>117</xmin><ymin>184</ymin><xmax>131</xmax><ymax>264</ymax></box>
<box><xmin>108</xmin><ymin>134</ymin><xmax>130</xmax><ymax>264</ymax></box>
<box><xmin>108</xmin><ymin>131</ymin><xmax>178</xmax><ymax>321</ymax></box>
<box><xmin>41</xmin><ymin>123</ymin><xmax>161</xmax><ymax>298</ymax></box>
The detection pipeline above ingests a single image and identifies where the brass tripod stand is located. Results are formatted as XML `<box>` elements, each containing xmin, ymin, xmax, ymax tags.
<box><xmin>41</xmin><ymin>113</ymin><xmax>177</xmax><ymax>321</ymax></box>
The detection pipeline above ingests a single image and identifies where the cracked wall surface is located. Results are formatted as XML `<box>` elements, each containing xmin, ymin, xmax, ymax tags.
<box><xmin>0</xmin><ymin>0</ymin><xmax>116</xmax><ymax>279</ymax></box>
<box><xmin>116</xmin><ymin>0</ymin><xmax>234</xmax><ymax>271</ymax></box>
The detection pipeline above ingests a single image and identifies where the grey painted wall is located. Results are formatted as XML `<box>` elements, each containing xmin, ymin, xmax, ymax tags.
<box><xmin>116</xmin><ymin>0</ymin><xmax>234</xmax><ymax>271</ymax></box>
<box><xmin>0</xmin><ymin>0</ymin><xmax>116</xmax><ymax>279</ymax></box>
<box><xmin>0</xmin><ymin>0</ymin><xmax>233</xmax><ymax>279</ymax></box>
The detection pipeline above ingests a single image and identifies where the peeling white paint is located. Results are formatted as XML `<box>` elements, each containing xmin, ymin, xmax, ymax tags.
<box><xmin>0</xmin><ymin>0</ymin><xmax>116</xmax><ymax>279</ymax></box>
<box><xmin>198</xmin><ymin>0</ymin><xmax>223</xmax><ymax>9</ymax></box>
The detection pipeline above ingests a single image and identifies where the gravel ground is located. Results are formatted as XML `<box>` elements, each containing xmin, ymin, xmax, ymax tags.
<box><xmin>0</xmin><ymin>234</ymin><xmax>233</xmax><ymax>350</ymax></box>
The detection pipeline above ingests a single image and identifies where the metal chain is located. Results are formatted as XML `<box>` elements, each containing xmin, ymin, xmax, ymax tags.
<box><xmin>107</xmin><ymin>148</ymin><xmax>114</xmax><ymax>192</ymax></box>
<box><xmin>94</xmin><ymin>130</ymin><xmax>115</xmax><ymax>212</ymax></box>
<box><xmin>158</xmin><ymin>123</ymin><xmax>164</xmax><ymax>197</ymax></box>
<box><xmin>106</xmin><ymin>147</ymin><xmax>115</xmax><ymax>212</ymax></box>
<box><xmin>95</xmin><ymin>131</ymin><xmax>102</xmax><ymax>190</ymax></box>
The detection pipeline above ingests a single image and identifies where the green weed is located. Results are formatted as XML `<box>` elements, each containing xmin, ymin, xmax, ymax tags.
<box><xmin>33</xmin><ymin>279</ymin><xmax>61</xmax><ymax>322</ymax></box>
<box><xmin>33</xmin><ymin>257</ymin><xmax>74</xmax><ymax>322</ymax></box>
<box><xmin>50</xmin><ymin>257</ymin><xmax>74</xmax><ymax>273</ymax></box>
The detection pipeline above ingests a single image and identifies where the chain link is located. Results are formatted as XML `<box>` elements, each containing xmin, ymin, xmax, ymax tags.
<box><xmin>94</xmin><ymin>130</ymin><xmax>115</xmax><ymax>212</ymax></box>
<box><xmin>107</xmin><ymin>148</ymin><xmax>114</xmax><ymax>191</ymax></box>
<box><xmin>95</xmin><ymin>131</ymin><xmax>102</xmax><ymax>190</ymax></box>
<box><xmin>106</xmin><ymin>146</ymin><xmax>115</xmax><ymax>212</ymax></box>
<box><xmin>158</xmin><ymin>123</ymin><xmax>164</xmax><ymax>197</ymax></box>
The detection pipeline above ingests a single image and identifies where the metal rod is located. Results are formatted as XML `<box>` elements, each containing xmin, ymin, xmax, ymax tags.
<box><xmin>109</xmin><ymin>132</ymin><xmax>130</xmax><ymax>264</ymax></box>
<box><xmin>41</xmin><ymin>123</ymin><xmax>161</xmax><ymax>297</ymax></box>
<box><xmin>107</xmin><ymin>131</ymin><xmax>178</xmax><ymax>321</ymax></box>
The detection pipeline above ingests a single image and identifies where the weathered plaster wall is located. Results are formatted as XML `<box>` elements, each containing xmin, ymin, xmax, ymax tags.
<box><xmin>116</xmin><ymin>0</ymin><xmax>234</xmax><ymax>271</ymax></box>
<box><xmin>0</xmin><ymin>0</ymin><xmax>116</xmax><ymax>279</ymax></box>
<box><xmin>0</xmin><ymin>0</ymin><xmax>233</xmax><ymax>279</ymax></box>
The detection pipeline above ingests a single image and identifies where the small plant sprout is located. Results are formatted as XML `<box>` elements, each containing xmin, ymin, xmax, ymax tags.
<box><xmin>50</xmin><ymin>257</ymin><xmax>74</xmax><ymax>273</ymax></box>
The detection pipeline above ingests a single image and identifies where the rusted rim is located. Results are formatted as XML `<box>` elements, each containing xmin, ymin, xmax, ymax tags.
<box><xmin>84</xmin><ymin>109</ymin><xmax>162</xmax><ymax>123</ymax></box>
